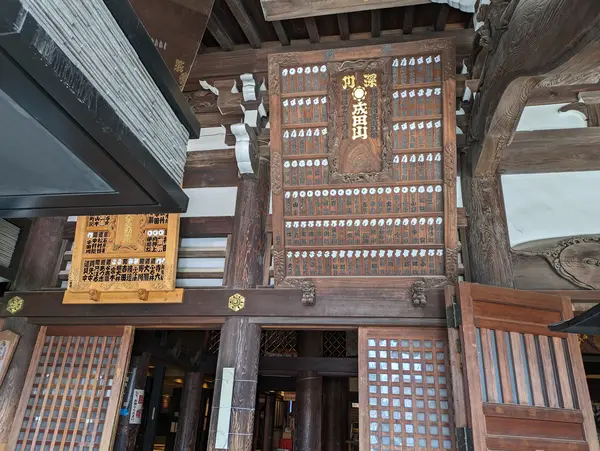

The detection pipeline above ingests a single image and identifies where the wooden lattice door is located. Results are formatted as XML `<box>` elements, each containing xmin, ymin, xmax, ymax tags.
<box><xmin>453</xmin><ymin>283</ymin><xmax>599</xmax><ymax>451</ymax></box>
<box><xmin>359</xmin><ymin>327</ymin><xmax>457</xmax><ymax>450</ymax></box>
<box><xmin>8</xmin><ymin>326</ymin><xmax>133</xmax><ymax>450</ymax></box>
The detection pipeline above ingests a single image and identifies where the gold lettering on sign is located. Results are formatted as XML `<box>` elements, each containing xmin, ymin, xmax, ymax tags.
<box><xmin>364</xmin><ymin>73</ymin><xmax>377</xmax><ymax>87</ymax></box>
<box><xmin>342</xmin><ymin>74</ymin><xmax>356</xmax><ymax>89</ymax></box>
<box><xmin>343</xmin><ymin>73</ymin><xmax>378</xmax><ymax>140</ymax></box>
<box><xmin>123</xmin><ymin>215</ymin><xmax>134</xmax><ymax>243</ymax></box>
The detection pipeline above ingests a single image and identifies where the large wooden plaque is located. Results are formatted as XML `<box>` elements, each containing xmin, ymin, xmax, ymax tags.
<box><xmin>64</xmin><ymin>214</ymin><xmax>182</xmax><ymax>303</ymax></box>
<box><xmin>269</xmin><ymin>40</ymin><xmax>457</xmax><ymax>290</ymax></box>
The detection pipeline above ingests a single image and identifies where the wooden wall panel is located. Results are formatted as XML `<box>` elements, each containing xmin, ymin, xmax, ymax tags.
<box><xmin>8</xmin><ymin>326</ymin><xmax>133</xmax><ymax>450</ymax></box>
<box><xmin>269</xmin><ymin>39</ymin><xmax>457</xmax><ymax>291</ymax></box>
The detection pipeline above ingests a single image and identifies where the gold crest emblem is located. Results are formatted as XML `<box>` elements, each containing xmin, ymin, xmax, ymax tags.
<box><xmin>228</xmin><ymin>293</ymin><xmax>245</xmax><ymax>312</ymax></box>
<box><xmin>6</xmin><ymin>296</ymin><xmax>24</xmax><ymax>314</ymax></box>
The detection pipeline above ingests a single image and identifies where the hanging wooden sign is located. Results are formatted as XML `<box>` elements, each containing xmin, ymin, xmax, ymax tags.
<box><xmin>64</xmin><ymin>214</ymin><xmax>182</xmax><ymax>303</ymax></box>
<box><xmin>269</xmin><ymin>39</ymin><xmax>457</xmax><ymax>295</ymax></box>
<box><xmin>0</xmin><ymin>329</ymin><xmax>19</xmax><ymax>387</ymax></box>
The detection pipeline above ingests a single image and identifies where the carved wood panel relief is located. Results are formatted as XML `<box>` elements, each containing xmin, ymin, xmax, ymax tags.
<box><xmin>269</xmin><ymin>39</ymin><xmax>457</xmax><ymax>290</ymax></box>
<box><xmin>64</xmin><ymin>214</ymin><xmax>182</xmax><ymax>303</ymax></box>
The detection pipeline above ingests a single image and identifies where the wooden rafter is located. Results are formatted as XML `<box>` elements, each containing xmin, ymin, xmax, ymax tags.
<box><xmin>272</xmin><ymin>20</ymin><xmax>290</xmax><ymax>46</ymax></box>
<box><xmin>434</xmin><ymin>4</ymin><xmax>450</xmax><ymax>31</ymax></box>
<box><xmin>371</xmin><ymin>10</ymin><xmax>381</xmax><ymax>38</ymax></box>
<box><xmin>337</xmin><ymin>13</ymin><xmax>350</xmax><ymax>40</ymax></box>
<box><xmin>189</xmin><ymin>28</ymin><xmax>474</xmax><ymax>83</ymax></box>
<box><xmin>207</xmin><ymin>14</ymin><xmax>235</xmax><ymax>51</ymax></box>
<box><xmin>224</xmin><ymin>0</ymin><xmax>262</xmax><ymax>48</ymax></box>
<box><xmin>304</xmin><ymin>17</ymin><xmax>320</xmax><ymax>43</ymax></box>
<box><xmin>259</xmin><ymin>0</ymin><xmax>431</xmax><ymax>21</ymax></box>
<box><xmin>403</xmin><ymin>6</ymin><xmax>415</xmax><ymax>34</ymax></box>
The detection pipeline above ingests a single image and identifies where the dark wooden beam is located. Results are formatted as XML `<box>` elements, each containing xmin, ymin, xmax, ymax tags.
<box><xmin>272</xmin><ymin>20</ymin><xmax>290</xmax><ymax>46</ymax></box>
<box><xmin>371</xmin><ymin>10</ymin><xmax>381</xmax><ymax>38</ymax></box>
<box><xmin>403</xmin><ymin>5</ymin><xmax>414</xmax><ymax>34</ymax></box>
<box><xmin>183</xmin><ymin>149</ymin><xmax>240</xmax><ymax>188</ymax></box>
<box><xmin>260</xmin><ymin>0</ymin><xmax>431</xmax><ymax>21</ymax></box>
<box><xmin>180</xmin><ymin>216</ymin><xmax>235</xmax><ymax>238</ymax></box>
<box><xmin>469</xmin><ymin>1</ymin><xmax>600</xmax><ymax>176</ymax></box>
<box><xmin>434</xmin><ymin>4</ymin><xmax>450</xmax><ymax>31</ymax></box>
<box><xmin>304</xmin><ymin>17</ymin><xmax>320</xmax><ymax>43</ymax></box>
<box><xmin>1</xmin><ymin>284</ymin><xmax>446</xmax><ymax>325</ymax></box>
<box><xmin>337</xmin><ymin>13</ymin><xmax>349</xmax><ymax>40</ymax></box>
<box><xmin>224</xmin><ymin>0</ymin><xmax>262</xmax><ymax>48</ymax></box>
<box><xmin>500</xmin><ymin>128</ymin><xmax>600</xmax><ymax>174</ymax></box>
<box><xmin>207</xmin><ymin>14</ymin><xmax>235</xmax><ymax>51</ymax></box>
<box><xmin>189</xmin><ymin>28</ymin><xmax>473</xmax><ymax>83</ymax></box>
<box><xmin>526</xmin><ymin>84</ymin><xmax>600</xmax><ymax>106</ymax></box>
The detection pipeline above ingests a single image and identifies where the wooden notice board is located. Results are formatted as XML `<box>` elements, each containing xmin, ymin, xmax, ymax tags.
<box><xmin>269</xmin><ymin>39</ymin><xmax>457</xmax><ymax>292</ymax></box>
<box><xmin>64</xmin><ymin>214</ymin><xmax>182</xmax><ymax>303</ymax></box>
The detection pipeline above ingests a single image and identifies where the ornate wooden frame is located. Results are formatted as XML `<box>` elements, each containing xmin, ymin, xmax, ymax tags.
<box><xmin>64</xmin><ymin>214</ymin><xmax>182</xmax><ymax>303</ymax></box>
<box><xmin>327</xmin><ymin>58</ymin><xmax>393</xmax><ymax>183</ymax></box>
<box><xmin>269</xmin><ymin>39</ymin><xmax>457</xmax><ymax>296</ymax></box>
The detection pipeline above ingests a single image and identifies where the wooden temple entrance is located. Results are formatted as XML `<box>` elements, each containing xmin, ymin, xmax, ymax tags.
<box><xmin>1</xmin><ymin>0</ymin><xmax>600</xmax><ymax>450</ymax></box>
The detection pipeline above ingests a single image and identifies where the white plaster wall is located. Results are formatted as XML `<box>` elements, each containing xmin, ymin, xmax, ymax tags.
<box><xmin>502</xmin><ymin>171</ymin><xmax>600</xmax><ymax>247</ymax></box>
<box><xmin>517</xmin><ymin>104</ymin><xmax>587</xmax><ymax>131</ymax></box>
<box><xmin>182</xmin><ymin>187</ymin><xmax>237</xmax><ymax>217</ymax></box>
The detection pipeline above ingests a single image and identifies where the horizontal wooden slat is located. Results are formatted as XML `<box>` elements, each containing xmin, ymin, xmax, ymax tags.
<box><xmin>482</xmin><ymin>403</ymin><xmax>584</xmax><ymax>424</ymax></box>
<box><xmin>474</xmin><ymin>318</ymin><xmax>567</xmax><ymax>338</ymax></box>
<box><xmin>63</xmin><ymin>247</ymin><xmax>227</xmax><ymax>261</ymax></box>
<box><xmin>486</xmin><ymin>416</ymin><xmax>586</xmax><ymax>441</ymax></box>
<box><xmin>486</xmin><ymin>435</ymin><xmax>588</xmax><ymax>451</ymax></box>
<box><xmin>469</xmin><ymin>284</ymin><xmax>564</xmax><ymax>312</ymax></box>
<box><xmin>473</xmin><ymin>300</ymin><xmax>562</xmax><ymax>326</ymax></box>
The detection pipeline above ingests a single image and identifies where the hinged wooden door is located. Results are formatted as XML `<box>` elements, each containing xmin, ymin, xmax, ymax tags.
<box><xmin>451</xmin><ymin>282</ymin><xmax>599</xmax><ymax>451</ymax></box>
<box><xmin>8</xmin><ymin>326</ymin><xmax>133</xmax><ymax>450</ymax></box>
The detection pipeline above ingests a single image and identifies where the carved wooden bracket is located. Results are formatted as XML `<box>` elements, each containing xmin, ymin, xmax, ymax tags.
<box><xmin>232</xmin><ymin>123</ymin><xmax>258</xmax><ymax>176</ymax></box>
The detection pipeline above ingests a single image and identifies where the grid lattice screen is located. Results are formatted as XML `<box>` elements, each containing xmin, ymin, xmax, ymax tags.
<box><xmin>10</xmin><ymin>327</ymin><xmax>132</xmax><ymax>450</ymax></box>
<box><xmin>261</xmin><ymin>330</ymin><xmax>297</xmax><ymax>357</ymax></box>
<box><xmin>359</xmin><ymin>327</ymin><xmax>455</xmax><ymax>450</ymax></box>
<box><xmin>208</xmin><ymin>330</ymin><xmax>300</xmax><ymax>357</ymax></box>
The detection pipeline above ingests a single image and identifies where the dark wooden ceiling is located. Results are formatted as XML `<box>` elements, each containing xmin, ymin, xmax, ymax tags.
<box><xmin>201</xmin><ymin>0</ymin><xmax>473</xmax><ymax>51</ymax></box>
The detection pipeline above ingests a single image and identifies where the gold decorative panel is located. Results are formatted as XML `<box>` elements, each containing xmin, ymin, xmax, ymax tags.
<box><xmin>64</xmin><ymin>214</ymin><xmax>182</xmax><ymax>303</ymax></box>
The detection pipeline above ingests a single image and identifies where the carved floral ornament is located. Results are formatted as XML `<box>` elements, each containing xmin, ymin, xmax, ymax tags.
<box><xmin>543</xmin><ymin>236</ymin><xmax>600</xmax><ymax>290</ymax></box>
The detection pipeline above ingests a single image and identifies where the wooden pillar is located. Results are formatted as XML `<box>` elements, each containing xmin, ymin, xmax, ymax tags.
<box><xmin>207</xmin><ymin>317</ymin><xmax>261</xmax><ymax>450</ymax></box>
<box><xmin>174</xmin><ymin>372</ymin><xmax>205</xmax><ymax>451</ymax></box>
<box><xmin>461</xmin><ymin>162</ymin><xmax>514</xmax><ymax>287</ymax></box>
<box><xmin>295</xmin><ymin>332</ymin><xmax>323</xmax><ymax>451</ymax></box>
<box><xmin>322</xmin><ymin>377</ymin><xmax>349</xmax><ymax>451</ymax></box>
<box><xmin>0</xmin><ymin>217</ymin><xmax>66</xmax><ymax>450</ymax></box>
<box><xmin>142</xmin><ymin>365</ymin><xmax>166</xmax><ymax>451</ymax></box>
<box><xmin>262</xmin><ymin>393</ymin><xmax>276</xmax><ymax>451</ymax></box>
<box><xmin>208</xmin><ymin>158</ymin><xmax>269</xmax><ymax>451</ymax></box>
<box><xmin>114</xmin><ymin>352</ymin><xmax>151</xmax><ymax>451</ymax></box>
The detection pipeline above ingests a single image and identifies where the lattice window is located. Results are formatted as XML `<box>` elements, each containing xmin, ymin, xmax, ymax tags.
<box><xmin>359</xmin><ymin>328</ymin><xmax>455</xmax><ymax>450</ymax></box>
<box><xmin>261</xmin><ymin>330</ymin><xmax>297</xmax><ymax>357</ymax></box>
<box><xmin>65</xmin><ymin>214</ymin><xmax>181</xmax><ymax>303</ymax></box>
<box><xmin>9</xmin><ymin>327</ymin><xmax>132</xmax><ymax>450</ymax></box>
<box><xmin>324</xmin><ymin>331</ymin><xmax>347</xmax><ymax>357</ymax></box>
